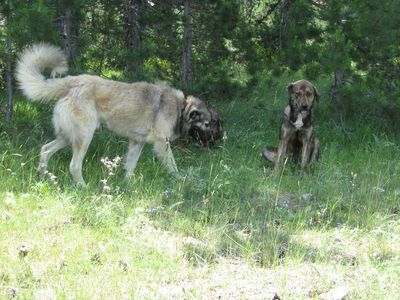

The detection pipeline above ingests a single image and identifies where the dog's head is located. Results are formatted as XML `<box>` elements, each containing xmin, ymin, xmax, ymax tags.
<box><xmin>182</xmin><ymin>96</ymin><xmax>224</xmax><ymax>148</ymax></box>
<box><xmin>189</xmin><ymin>109</ymin><xmax>224</xmax><ymax>147</ymax></box>
<box><xmin>287</xmin><ymin>80</ymin><xmax>319</xmax><ymax>128</ymax></box>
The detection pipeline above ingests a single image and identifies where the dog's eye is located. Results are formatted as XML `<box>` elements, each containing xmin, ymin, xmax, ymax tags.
<box><xmin>189</xmin><ymin>111</ymin><xmax>200</xmax><ymax>120</ymax></box>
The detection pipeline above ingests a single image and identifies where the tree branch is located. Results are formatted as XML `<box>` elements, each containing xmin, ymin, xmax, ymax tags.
<box><xmin>256</xmin><ymin>0</ymin><xmax>283</xmax><ymax>24</ymax></box>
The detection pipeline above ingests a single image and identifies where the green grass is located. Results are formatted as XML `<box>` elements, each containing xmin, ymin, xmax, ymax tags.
<box><xmin>1</xmin><ymin>75</ymin><xmax>400</xmax><ymax>299</ymax></box>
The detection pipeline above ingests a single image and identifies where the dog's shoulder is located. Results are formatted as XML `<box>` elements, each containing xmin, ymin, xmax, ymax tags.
<box><xmin>282</xmin><ymin>105</ymin><xmax>291</xmax><ymax>124</ymax></box>
<box><xmin>283</xmin><ymin>105</ymin><xmax>291</xmax><ymax>117</ymax></box>
<box><xmin>157</xmin><ymin>83</ymin><xmax>185</xmax><ymax>107</ymax></box>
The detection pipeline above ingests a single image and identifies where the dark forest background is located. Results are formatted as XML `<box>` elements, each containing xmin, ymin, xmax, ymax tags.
<box><xmin>1</xmin><ymin>0</ymin><xmax>400</xmax><ymax>122</ymax></box>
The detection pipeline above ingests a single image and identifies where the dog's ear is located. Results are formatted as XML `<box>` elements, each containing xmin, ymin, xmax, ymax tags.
<box><xmin>313</xmin><ymin>85</ymin><xmax>320</xmax><ymax>102</ymax></box>
<box><xmin>210</xmin><ymin>109</ymin><xmax>224</xmax><ymax>139</ymax></box>
<box><xmin>184</xmin><ymin>96</ymin><xmax>201</xmax><ymax>122</ymax></box>
<box><xmin>287</xmin><ymin>83</ymin><xmax>294</xmax><ymax>94</ymax></box>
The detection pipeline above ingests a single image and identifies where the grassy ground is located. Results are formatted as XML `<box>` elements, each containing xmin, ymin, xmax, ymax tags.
<box><xmin>1</xmin><ymin>74</ymin><xmax>400</xmax><ymax>299</ymax></box>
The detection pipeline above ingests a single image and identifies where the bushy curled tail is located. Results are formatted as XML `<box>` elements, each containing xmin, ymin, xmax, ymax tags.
<box><xmin>15</xmin><ymin>43</ymin><xmax>70</xmax><ymax>102</ymax></box>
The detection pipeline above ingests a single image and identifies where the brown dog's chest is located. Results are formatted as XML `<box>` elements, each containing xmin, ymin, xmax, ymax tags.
<box><xmin>281</xmin><ymin>128</ymin><xmax>313</xmax><ymax>162</ymax></box>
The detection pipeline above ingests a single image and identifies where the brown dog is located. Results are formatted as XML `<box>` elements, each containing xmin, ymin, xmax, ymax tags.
<box><xmin>262</xmin><ymin>80</ymin><xmax>320</xmax><ymax>176</ymax></box>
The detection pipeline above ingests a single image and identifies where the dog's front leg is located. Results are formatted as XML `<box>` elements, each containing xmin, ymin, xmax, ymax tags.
<box><xmin>300</xmin><ymin>133</ymin><xmax>312</xmax><ymax>176</ymax></box>
<box><xmin>153</xmin><ymin>138</ymin><xmax>178</xmax><ymax>173</ymax></box>
<box><xmin>275</xmin><ymin>126</ymin><xmax>291</xmax><ymax>173</ymax></box>
<box><xmin>125</xmin><ymin>139</ymin><xmax>145</xmax><ymax>177</ymax></box>
<box><xmin>275</xmin><ymin>138</ymin><xmax>288</xmax><ymax>173</ymax></box>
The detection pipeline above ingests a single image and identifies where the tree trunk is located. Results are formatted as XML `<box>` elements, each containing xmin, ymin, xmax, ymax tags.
<box><xmin>181</xmin><ymin>0</ymin><xmax>192</xmax><ymax>87</ymax></box>
<box><xmin>280</xmin><ymin>0</ymin><xmax>292</xmax><ymax>45</ymax></box>
<box><xmin>5</xmin><ymin>53</ymin><xmax>13</xmax><ymax>123</ymax></box>
<box><xmin>124</xmin><ymin>0</ymin><xmax>143</xmax><ymax>75</ymax></box>
<box><xmin>331</xmin><ymin>70</ymin><xmax>344</xmax><ymax>103</ymax></box>
<box><xmin>4</xmin><ymin>0</ymin><xmax>13</xmax><ymax>123</ymax></box>
<box><xmin>58</xmin><ymin>6</ymin><xmax>80</xmax><ymax>67</ymax></box>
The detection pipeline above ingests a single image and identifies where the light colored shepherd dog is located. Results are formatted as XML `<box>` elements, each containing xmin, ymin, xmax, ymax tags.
<box><xmin>16</xmin><ymin>43</ymin><xmax>223</xmax><ymax>185</ymax></box>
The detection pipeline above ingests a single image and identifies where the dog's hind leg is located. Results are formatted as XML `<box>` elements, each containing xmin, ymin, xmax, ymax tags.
<box><xmin>53</xmin><ymin>94</ymin><xmax>98</xmax><ymax>185</ymax></box>
<box><xmin>275</xmin><ymin>139</ymin><xmax>288</xmax><ymax>173</ymax></box>
<box><xmin>125</xmin><ymin>139</ymin><xmax>145</xmax><ymax>178</ymax></box>
<box><xmin>69</xmin><ymin>132</ymin><xmax>94</xmax><ymax>186</ymax></box>
<box><xmin>38</xmin><ymin>137</ymin><xmax>67</xmax><ymax>177</ymax></box>
<box><xmin>153</xmin><ymin>138</ymin><xmax>178</xmax><ymax>173</ymax></box>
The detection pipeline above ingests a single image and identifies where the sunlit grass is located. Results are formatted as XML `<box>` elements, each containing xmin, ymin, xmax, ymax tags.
<box><xmin>1</xmin><ymin>76</ymin><xmax>399</xmax><ymax>298</ymax></box>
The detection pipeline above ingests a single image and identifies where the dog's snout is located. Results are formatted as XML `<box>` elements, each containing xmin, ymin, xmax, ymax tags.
<box><xmin>301</xmin><ymin>105</ymin><xmax>309</xmax><ymax>111</ymax></box>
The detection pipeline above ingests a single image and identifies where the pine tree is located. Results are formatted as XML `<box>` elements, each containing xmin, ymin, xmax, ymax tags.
<box><xmin>3</xmin><ymin>0</ymin><xmax>13</xmax><ymax>123</ymax></box>
<box><xmin>0</xmin><ymin>0</ymin><xmax>59</xmax><ymax>122</ymax></box>
<box><xmin>123</xmin><ymin>0</ymin><xmax>145</xmax><ymax>76</ymax></box>
<box><xmin>181</xmin><ymin>0</ymin><xmax>192</xmax><ymax>87</ymax></box>
<box><xmin>56</xmin><ymin>0</ymin><xmax>82</xmax><ymax>68</ymax></box>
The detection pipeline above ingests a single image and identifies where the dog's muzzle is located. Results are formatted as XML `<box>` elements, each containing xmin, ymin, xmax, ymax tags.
<box><xmin>189</xmin><ymin>126</ymin><xmax>217</xmax><ymax>147</ymax></box>
<box><xmin>190</xmin><ymin>126</ymin><xmax>210</xmax><ymax>146</ymax></box>
<box><xmin>188</xmin><ymin>108</ymin><xmax>224</xmax><ymax>148</ymax></box>
<box><xmin>189</xmin><ymin>119</ymin><xmax>223</xmax><ymax>148</ymax></box>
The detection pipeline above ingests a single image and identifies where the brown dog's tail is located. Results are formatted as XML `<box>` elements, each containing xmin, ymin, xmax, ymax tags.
<box><xmin>16</xmin><ymin>43</ymin><xmax>70</xmax><ymax>103</ymax></box>
<box><xmin>262</xmin><ymin>147</ymin><xmax>277</xmax><ymax>163</ymax></box>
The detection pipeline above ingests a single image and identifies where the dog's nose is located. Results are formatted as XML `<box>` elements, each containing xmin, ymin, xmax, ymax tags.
<box><xmin>301</xmin><ymin>105</ymin><xmax>309</xmax><ymax>111</ymax></box>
